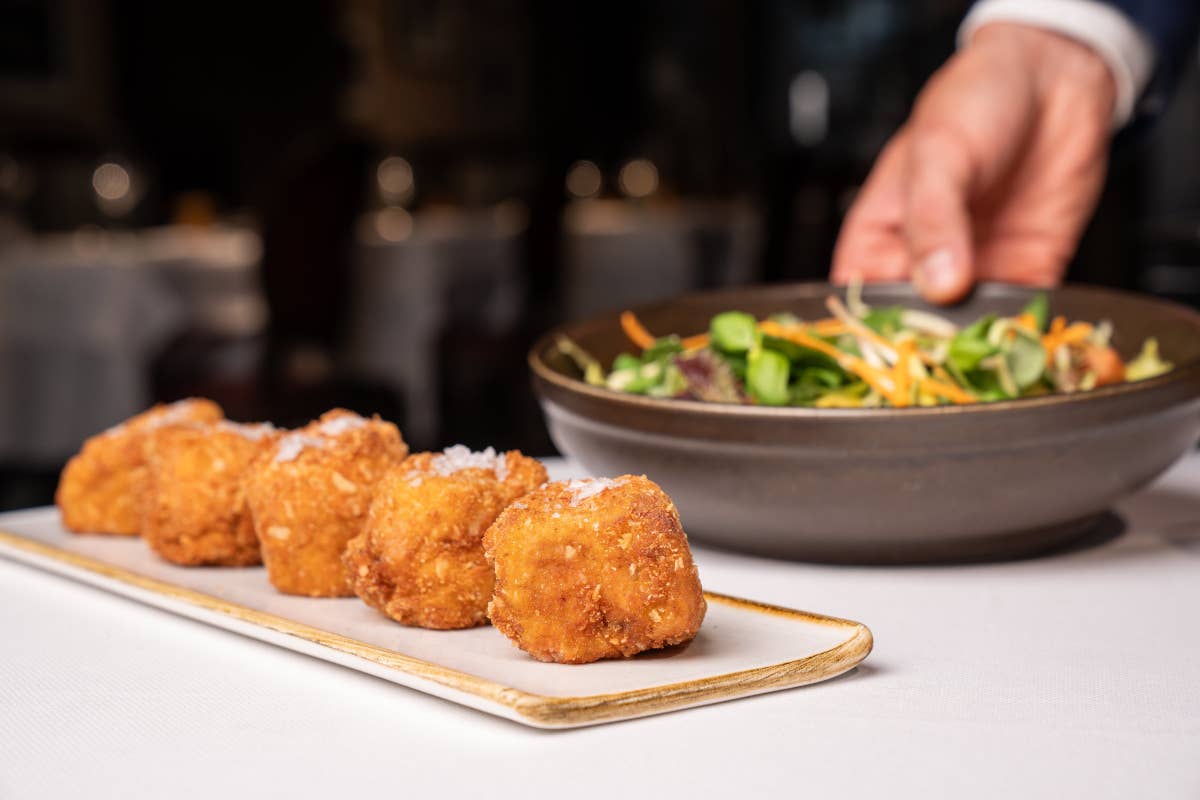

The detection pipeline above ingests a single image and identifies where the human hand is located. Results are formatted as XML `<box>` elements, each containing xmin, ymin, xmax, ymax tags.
<box><xmin>831</xmin><ymin>23</ymin><xmax>1117</xmax><ymax>304</ymax></box>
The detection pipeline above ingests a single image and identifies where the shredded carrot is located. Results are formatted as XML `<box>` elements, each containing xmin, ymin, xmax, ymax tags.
<box><xmin>1060</xmin><ymin>322</ymin><xmax>1093</xmax><ymax>344</ymax></box>
<box><xmin>1049</xmin><ymin>316</ymin><xmax>1067</xmax><ymax>335</ymax></box>
<box><xmin>754</xmin><ymin>318</ymin><xmax>846</xmax><ymax>338</ymax></box>
<box><xmin>932</xmin><ymin>365</ymin><xmax>952</xmax><ymax>387</ymax></box>
<box><xmin>920</xmin><ymin>377</ymin><xmax>976</xmax><ymax>404</ymax></box>
<box><xmin>1041</xmin><ymin>317</ymin><xmax>1064</xmax><ymax>356</ymax></box>
<box><xmin>619</xmin><ymin>310</ymin><xmax>656</xmax><ymax>350</ymax></box>
<box><xmin>809</xmin><ymin>319</ymin><xmax>848</xmax><ymax>336</ymax></box>
<box><xmin>1041</xmin><ymin>320</ymin><xmax>1093</xmax><ymax>362</ymax></box>
<box><xmin>824</xmin><ymin>295</ymin><xmax>940</xmax><ymax>367</ymax></box>
<box><xmin>1014</xmin><ymin>312</ymin><xmax>1038</xmax><ymax>332</ymax></box>
<box><xmin>927</xmin><ymin>365</ymin><xmax>977</xmax><ymax>404</ymax></box>
<box><xmin>759</xmin><ymin>320</ymin><xmax>907</xmax><ymax>406</ymax></box>
<box><xmin>892</xmin><ymin>340</ymin><xmax>917</xmax><ymax>407</ymax></box>
<box><xmin>680</xmin><ymin>333</ymin><xmax>709</xmax><ymax>351</ymax></box>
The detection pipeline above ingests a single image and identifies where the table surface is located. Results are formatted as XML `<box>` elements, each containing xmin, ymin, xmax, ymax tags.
<box><xmin>3</xmin><ymin>456</ymin><xmax>1199</xmax><ymax>799</ymax></box>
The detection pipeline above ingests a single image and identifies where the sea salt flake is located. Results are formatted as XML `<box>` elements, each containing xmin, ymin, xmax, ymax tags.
<box><xmin>428</xmin><ymin>444</ymin><xmax>508</xmax><ymax>481</ymax></box>
<box><xmin>154</xmin><ymin>400</ymin><xmax>200</xmax><ymax>426</ymax></box>
<box><xmin>216</xmin><ymin>420</ymin><xmax>276</xmax><ymax>440</ymax></box>
<box><xmin>316</xmin><ymin>414</ymin><xmax>367</xmax><ymax>437</ymax></box>
<box><xmin>275</xmin><ymin>433</ymin><xmax>328</xmax><ymax>463</ymax></box>
<box><xmin>105</xmin><ymin>399</ymin><xmax>215</xmax><ymax>437</ymax></box>
<box><xmin>144</xmin><ymin>399</ymin><xmax>210</xmax><ymax>431</ymax></box>
<box><xmin>565</xmin><ymin>477</ymin><xmax>626</xmax><ymax>507</ymax></box>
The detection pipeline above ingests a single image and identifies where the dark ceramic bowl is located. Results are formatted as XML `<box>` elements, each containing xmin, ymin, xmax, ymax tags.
<box><xmin>530</xmin><ymin>283</ymin><xmax>1200</xmax><ymax>563</ymax></box>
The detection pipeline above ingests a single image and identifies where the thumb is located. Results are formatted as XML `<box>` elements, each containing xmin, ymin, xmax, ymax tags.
<box><xmin>903</xmin><ymin>131</ymin><xmax>976</xmax><ymax>305</ymax></box>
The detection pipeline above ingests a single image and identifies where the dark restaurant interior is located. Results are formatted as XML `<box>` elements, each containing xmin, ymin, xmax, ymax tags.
<box><xmin>2</xmin><ymin>0</ymin><xmax>1199</xmax><ymax>510</ymax></box>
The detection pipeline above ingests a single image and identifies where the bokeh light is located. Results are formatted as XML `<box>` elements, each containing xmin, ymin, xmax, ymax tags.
<box><xmin>374</xmin><ymin>205</ymin><xmax>413</xmax><ymax>242</ymax></box>
<box><xmin>91</xmin><ymin>161</ymin><xmax>139</xmax><ymax>216</ymax></box>
<box><xmin>565</xmin><ymin>160</ymin><xmax>602</xmax><ymax>199</ymax></box>
<box><xmin>92</xmin><ymin>163</ymin><xmax>131</xmax><ymax>201</ymax></box>
<box><xmin>618</xmin><ymin>158</ymin><xmax>658</xmax><ymax>199</ymax></box>
<box><xmin>376</xmin><ymin>156</ymin><xmax>414</xmax><ymax>204</ymax></box>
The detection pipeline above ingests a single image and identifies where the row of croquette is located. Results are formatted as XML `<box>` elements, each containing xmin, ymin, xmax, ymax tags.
<box><xmin>55</xmin><ymin>399</ymin><xmax>706</xmax><ymax>664</ymax></box>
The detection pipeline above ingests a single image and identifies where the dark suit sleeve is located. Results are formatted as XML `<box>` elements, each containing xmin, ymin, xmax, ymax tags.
<box><xmin>1104</xmin><ymin>0</ymin><xmax>1200</xmax><ymax>112</ymax></box>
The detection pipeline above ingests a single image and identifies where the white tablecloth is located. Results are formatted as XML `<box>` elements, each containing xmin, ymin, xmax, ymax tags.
<box><xmin>2</xmin><ymin>456</ymin><xmax>1199</xmax><ymax>799</ymax></box>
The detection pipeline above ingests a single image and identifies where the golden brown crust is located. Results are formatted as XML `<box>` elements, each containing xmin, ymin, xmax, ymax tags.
<box><xmin>55</xmin><ymin>399</ymin><xmax>224</xmax><ymax>535</ymax></box>
<box><xmin>141</xmin><ymin>422</ymin><xmax>279</xmax><ymax>566</ymax></box>
<box><xmin>345</xmin><ymin>450</ymin><xmax>547</xmax><ymax>629</ymax></box>
<box><xmin>483</xmin><ymin>474</ymin><xmax>706</xmax><ymax>664</ymax></box>
<box><xmin>244</xmin><ymin>409</ymin><xmax>407</xmax><ymax>597</ymax></box>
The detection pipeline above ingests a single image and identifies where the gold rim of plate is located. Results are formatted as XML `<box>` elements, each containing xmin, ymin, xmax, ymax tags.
<box><xmin>0</xmin><ymin>528</ymin><xmax>874</xmax><ymax>727</ymax></box>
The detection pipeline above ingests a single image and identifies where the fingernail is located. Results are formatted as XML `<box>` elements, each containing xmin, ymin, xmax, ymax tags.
<box><xmin>913</xmin><ymin>248</ymin><xmax>955</xmax><ymax>296</ymax></box>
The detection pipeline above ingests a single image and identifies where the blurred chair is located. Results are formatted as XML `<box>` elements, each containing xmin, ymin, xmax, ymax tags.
<box><xmin>141</xmin><ymin>226</ymin><xmax>267</xmax><ymax>342</ymax></box>
<box><xmin>141</xmin><ymin>226</ymin><xmax>268</xmax><ymax>420</ymax></box>
<box><xmin>346</xmin><ymin>232</ymin><xmax>442</xmax><ymax>448</ymax></box>
<box><xmin>345</xmin><ymin>205</ymin><xmax>526</xmax><ymax>448</ymax></box>
<box><xmin>562</xmin><ymin>198</ymin><xmax>761</xmax><ymax>320</ymax></box>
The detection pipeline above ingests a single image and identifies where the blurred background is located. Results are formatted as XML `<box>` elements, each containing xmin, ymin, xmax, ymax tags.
<box><xmin>1</xmin><ymin>0</ymin><xmax>1198</xmax><ymax>509</ymax></box>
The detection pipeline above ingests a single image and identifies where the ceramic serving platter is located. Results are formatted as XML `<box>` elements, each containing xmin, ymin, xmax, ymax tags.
<box><xmin>0</xmin><ymin>507</ymin><xmax>872</xmax><ymax>728</ymax></box>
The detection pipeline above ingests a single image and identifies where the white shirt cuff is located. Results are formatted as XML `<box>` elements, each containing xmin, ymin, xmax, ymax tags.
<box><xmin>958</xmin><ymin>0</ymin><xmax>1156</xmax><ymax>128</ymax></box>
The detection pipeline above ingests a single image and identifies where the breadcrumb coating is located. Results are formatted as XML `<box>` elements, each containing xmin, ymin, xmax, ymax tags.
<box><xmin>483</xmin><ymin>474</ymin><xmax>706</xmax><ymax>664</ymax></box>
<box><xmin>244</xmin><ymin>409</ymin><xmax>407</xmax><ymax>597</ymax></box>
<box><xmin>56</xmin><ymin>398</ymin><xmax>224</xmax><ymax>535</ymax></box>
<box><xmin>141</xmin><ymin>422</ymin><xmax>279</xmax><ymax>566</ymax></box>
<box><xmin>344</xmin><ymin>449</ymin><xmax>546</xmax><ymax>629</ymax></box>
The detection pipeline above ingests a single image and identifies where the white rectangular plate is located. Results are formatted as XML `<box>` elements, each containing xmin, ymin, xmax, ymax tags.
<box><xmin>0</xmin><ymin>507</ymin><xmax>872</xmax><ymax>728</ymax></box>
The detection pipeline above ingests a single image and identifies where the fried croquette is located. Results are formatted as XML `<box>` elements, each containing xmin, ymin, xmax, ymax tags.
<box><xmin>56</xmin><ymin>398</ymin><xmax>225</xmax><ymax>535</ymax></box>
<box><xmin>141</xmin><ymin>421</ymin><xmax>279</xmax><ymax>566</ymax></box>
<box><xmin>244</xmin><ymin>409</ymin><xmax>407</xmax><ymax>597</ymax></box>
<box><xmin>344</xmin><ymin>446</ymin><xmax>547</xmax><ymax>629</ymax></box>
<box><xmin>483</xmin><ymin>474</ymin><xmax>706</xmax><ymax>664</ymax></box>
